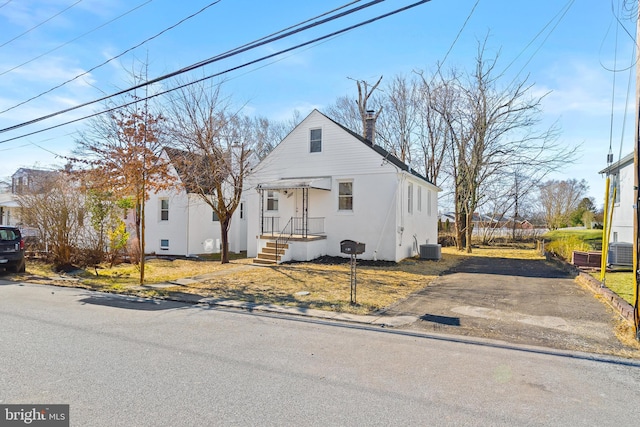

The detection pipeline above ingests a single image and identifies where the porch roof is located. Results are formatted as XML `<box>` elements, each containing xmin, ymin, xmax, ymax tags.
<box><xmin>257</xmin><ymin>177</ymin><xmax>331</xmax><ymax>191</ymax></box>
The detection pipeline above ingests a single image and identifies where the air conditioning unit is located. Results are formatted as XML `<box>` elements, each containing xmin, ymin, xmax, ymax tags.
<box><xmin>420</xmin><ymin>244</ymin><xmax>441</xmax><ymax>260</ymax></box>
<box><xmin>608</xmin><ymin>242</ymin><xmax>633</xmax><ymax>266</ymax></box>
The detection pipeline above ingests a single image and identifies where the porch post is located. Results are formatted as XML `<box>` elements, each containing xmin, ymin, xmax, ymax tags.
<box><xmin>259</xmin><ymin>188</ymin><xmax>264</xmax><ymax>235</ymax></box>
<box><xmin>303</xmin><ymin>187</ymin><xmax>308</xmax><ymax>238</ymax></box>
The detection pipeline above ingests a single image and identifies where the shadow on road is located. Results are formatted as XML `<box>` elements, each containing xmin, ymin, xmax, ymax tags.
<box><xmin>79</xmin><ymin>294</ymin><xmax>187</xmax><ymax>311</ymax></box>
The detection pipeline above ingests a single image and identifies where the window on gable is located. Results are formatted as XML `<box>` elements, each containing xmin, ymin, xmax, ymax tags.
<box><xmin>408</xmin><ymin>183</ymin><xmax>413</xmax><ymax>214</ymax></box>
<box><xmin>310</xmin><ymin>128</ymin><xmax>322</xmax><ymax>153</ymax></box>
<box><xmin>267</xmin><ymin>191</ymin><xmax>279</xmax><ymax>211</ymax></box>
<box><xmin>338</xmin><ymin>181</ymin><xmax>353</xmax><ymax>211</ymax></box>
<box><xmin>160</xmin><ymin>199</ymin><xmax>169</xmax><ymax>221</ymax></box>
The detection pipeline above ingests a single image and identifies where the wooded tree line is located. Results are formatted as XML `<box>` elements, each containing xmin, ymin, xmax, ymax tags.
<box><xmin>16</xmin><ymin>41</ymin><xmax>582</xmax><ymax>279</ymax></box>
<box><xmin>328</xmin><ymin>42</ymin><xmax>578</xmax><ymax>252</ymax></box>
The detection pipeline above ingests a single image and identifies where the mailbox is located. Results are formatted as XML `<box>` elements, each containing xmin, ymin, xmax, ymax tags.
<box><xmin>340</xmin><ymin>239</ymin><xmax>365</xmax><ymax>255</ymax></box>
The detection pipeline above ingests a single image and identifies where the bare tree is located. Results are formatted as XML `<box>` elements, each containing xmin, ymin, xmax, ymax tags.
<box><xmin>417</xmin><ymin>74</ymin><xmax>456</xmax><ymax>186</ymax></box>
<box><xmin>165</xmin><ymin>81</ymin><xmax>255</xmax><ymax>263</ymax></box>
<box><xmin>375</xmin><ymin>75</ymin><xmax>419</xmax><ymax>163</ymax></box>
<box><xmin>252</xmin><ymin>110</ymin><xmax>301</xmax><ymax>159</ymax></box>
<box><xmin>17</xmin><ymin>171</ymin><xmax>85</xmax><ymax>269</ymax></box>
<box><xmin>326</xmin><ymin>76</ymin><xmax>383</xmax><ymax>138</ymax></box>
<box><xmin>430</xmin><ymin>40</ymin><xmax>574</xmax><ymax>252</ymax></box>
<box><xmin>539</xmin><ymin>179</ymin><xmax>589</xmax><ymax>230</ymax></box>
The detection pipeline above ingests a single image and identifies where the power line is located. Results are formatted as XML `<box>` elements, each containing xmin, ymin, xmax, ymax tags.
<box><xmin>0</xmin><ymin>0</ymin><xmax>386</xmax><ymax>134</ymax></box>
<box><xmin>0</xmin><ymin>0</ymin><xmax>433</xmax><ymax>145</ymax></box>
<box><xmin>0</xmin><ymin>0</ymin><xmax>223</xmax><ymax>115</ymax></box>
<box><xmin>0</xmin><ymin>0</ymin><xmax>154</xmax><ymax>78</ymax></box>
<box><xmin>0</xmin><ymin>0</ymin><xmax>84</xmax><ymax>49</ymax></box>
<box><xmin>503</xmin><ymin>0</ymin><xmax>575</xmax><ymax>81</ymax></box>
<box><xmin>0</xmin><ymin>0</ymin><xmax>13</xmax><ymax>10</ymax></box>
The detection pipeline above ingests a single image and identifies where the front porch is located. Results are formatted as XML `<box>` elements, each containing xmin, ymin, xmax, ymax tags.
<box><xmin>254</xmin><ymin>177</ymin><xmax>331</xmax><ymax>265</ymax></box>
<box><xmin>254</xmin><ymin>216</ymin><xmax>327</xmax><ymax>265</ymax></box>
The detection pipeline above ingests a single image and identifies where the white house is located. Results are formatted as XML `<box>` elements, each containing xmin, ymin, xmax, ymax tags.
<box><xmin>245</xmin><ymin>109</ymin><xmax>440</xmax><ymax>263</ymax></box>
<box><xmin>143</xmin><ymin>147</ymin><xmax>248</xmax><ymax>257</ymax></box>
<box><xmin>0</xmin><ymin>168</ymin><xmax>58</xmax><ymax>227</ymax></box>
<box><xmin>599</xmin><ymin>152</ymin><xmax>634</xmax><ymax>244</ymax></box>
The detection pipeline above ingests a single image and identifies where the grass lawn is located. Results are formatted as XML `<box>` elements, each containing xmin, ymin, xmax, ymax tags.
<box><xmin>590</xmin><ymin>271</ymin><xmax>637</xmax><ymax>305</ymax></box>
<box><xmin>20</xmin><ymin>246</ymin><xmax>543</xmax><ymax>315</ymax></box>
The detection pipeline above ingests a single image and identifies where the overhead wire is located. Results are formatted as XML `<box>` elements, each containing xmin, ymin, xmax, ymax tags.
<box><xmin>0</xmin><ymin>0</ymin><xmax>433</xmax><ymax>145</ymax></box>
<box><xmin>598</xmin><ymin>0</ymin><xmax>637</xmax><ymax>73</ymax></box>
<box><xmin>0</xmin><ymin>0</ymin><xmax>13</xmax><ymax>10</ymax></box>
<box><xmin>607</xmin><ymin>0</ymin><xmax>621</xmax><ymax>166</ymax></box>
<box><xmin>0</xmin><ymin>0</ymin><xmax>154</xmax><ymax>78</ymax></box>
<box><xmin>0</xmin><ymin>0</ymin><xmax>223</xmax><ymax>115</ymax></box>
<box><xmin>0</xmin><ymin>0</ymin><xmax>84</xmax><ymax>49</ymax></box>
<box><xmin>508</xmin><ymin>0</ymin><xmax>576</xmax><ymax>83</ymax></box>
<box><xmin>0</xmin><ymin>0</ymin><xmax>389</xmax><ymax>134</ymax></box>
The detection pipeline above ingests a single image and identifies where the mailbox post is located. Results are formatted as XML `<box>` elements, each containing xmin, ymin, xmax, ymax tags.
<box><xmin>340</xmin><ymin>240</ymin><xmax>365</xmax><ymax>305</ymax></box>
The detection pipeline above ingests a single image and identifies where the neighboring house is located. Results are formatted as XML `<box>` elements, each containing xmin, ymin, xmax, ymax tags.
<box><xmin>245</xmin><ymin>109</ymin><xmax>440</xmax><ymax>263</ymax></box>
<box><xmin>599</xmin><ymin>152</ymin><xmax>634</xmax><ymax>244</ymax></box>
<box><xmin>143</xmin><ymin>147</ymin><xmax>249</xmax><ymax>257</ymax></box>
<box><xmin>0</xmin><ymin>168</ymin><xmax>57</xmax><ymax>226</ymax></box>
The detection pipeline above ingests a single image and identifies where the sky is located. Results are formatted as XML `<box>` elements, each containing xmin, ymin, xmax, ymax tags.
<box><xmin>0</xmin><ymin>0</ymin><xmax>636</xmax><ymax>210</ymax></box>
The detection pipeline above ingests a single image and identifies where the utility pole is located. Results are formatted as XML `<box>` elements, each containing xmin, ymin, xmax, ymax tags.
<box><xmin>634</xmin><ymin>0</ymin><xmax>640</xmax><ymax>340</ymax></box>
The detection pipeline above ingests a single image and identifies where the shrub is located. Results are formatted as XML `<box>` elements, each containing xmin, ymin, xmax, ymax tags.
<box><xmin>545</xmin><ymin>235</ymin><xmax>593</xmax><ymax>261</ymax></box>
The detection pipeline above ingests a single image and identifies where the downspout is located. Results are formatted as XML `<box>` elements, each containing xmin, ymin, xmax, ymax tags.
<box><xmin>186</xmin><ymin>194</ymin><xmax>190</xmax><ymax>257</ymax></box>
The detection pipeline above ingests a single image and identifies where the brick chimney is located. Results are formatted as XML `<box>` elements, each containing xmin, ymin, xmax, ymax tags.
<box><xmin>364</xmin><ymin>110</ymin><xmax>376</xmax><ymax>145</ymax></box>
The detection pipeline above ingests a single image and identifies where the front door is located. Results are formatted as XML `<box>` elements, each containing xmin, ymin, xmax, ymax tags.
<box><xmin>293</xmin><ymin>189</ymin><xmax>308</xmax><ymax>236</ymax></box>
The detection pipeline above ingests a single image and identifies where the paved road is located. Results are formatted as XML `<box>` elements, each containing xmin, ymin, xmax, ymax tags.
<box><xmin>2</xmin><ymin>282</ymin><xmax>640</xmax><ymax>426</ymax></box>
<box><xmin>385</xmin><ymin>256</ymin><xmax>633</xmax><ymax>355</ymax></box>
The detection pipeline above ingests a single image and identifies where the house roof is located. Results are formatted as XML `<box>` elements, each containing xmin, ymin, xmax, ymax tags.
<box><xmin>599</xmin><ymin>152</ymin><xmax>634</xmax><ymax>174</ymax></box>
<box><xmin>320</xmin><ymin>110</ymin><xmax>438</xmax><ymax>188</ymax></box>
<box><xmin>0</xmin><ymin>193</ymin><xmax>18</xmax><ymax>207</ymax></box>
<box><xmin>257</xmin><ymin>177</ymin><xmax>332</xmax><ymax>191</ymax></box>
<box><xmin>163</xmin><ymin>146</ymin><xmax>199</xmax><ymax>193</ymax></box>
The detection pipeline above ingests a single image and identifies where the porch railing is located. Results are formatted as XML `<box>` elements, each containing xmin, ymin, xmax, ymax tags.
<box><xmin>262</xmin><ymin>216</ymin><xmax>324</xmax><ymax>237</ymax></box>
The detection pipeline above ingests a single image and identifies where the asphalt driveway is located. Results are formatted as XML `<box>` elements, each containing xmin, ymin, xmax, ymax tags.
<box><xmin>383</xmin><ymin>256</ymin><xmax>635</xmax><ymax>355</ymax></box>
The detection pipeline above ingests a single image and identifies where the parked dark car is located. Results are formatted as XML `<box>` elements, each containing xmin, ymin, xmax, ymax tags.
<box><xmin>0</xmin><ymin>226</ymin><xmax>25</xmax><ymax>273</ymax></box>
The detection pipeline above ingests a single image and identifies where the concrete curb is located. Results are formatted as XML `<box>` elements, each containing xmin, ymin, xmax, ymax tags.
<box><xmin>156</xmin><ymin>293</ymin><xmax>419</xmax><ymax>328</ymax></box>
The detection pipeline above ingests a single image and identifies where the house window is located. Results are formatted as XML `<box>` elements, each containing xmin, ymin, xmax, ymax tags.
<box><xmin>240</xmin><ymin>202</ymin><xmax>244</xmax><ymax>219</ymax></box>
<box><xmin>408</xmin><ymin>183</ymin><xmax>413</xmax><ymax>214</ymax></box>
<box><xmin>160</xmin><ymin>199</ymin><xmax>169</xmax><ymax>221</ymax></box>
<box><xmin>338</xmin><ymin>181</ymin><xmax>353</xmax><ymax>211</ymax></box>
<box><xmin>267</xmin><ymin>191</ymin><xmax>278</xmax><ymax>211</ymax></box>
<box><xmin>417</xmin><ymin>187</ymin><xmax>422</xmax><ymax>212</ymax></box>
<box><xmin>427</xmin><ymin>190</ymin><xmax>432</xmax><ymax>216</ymax></box>
<box><xmin>613</xmin><ymin>232</ymin><xmax>618</xmax><ymax>243</ymax></box>
<box><xmin>310</xmin><ymin>128</ymin><xmax>322</xmax><ymax>153</ymax></box>
<box><xmin>160</xmin><ymin>239</ymin><xmax>169</xmax><ymax>250</ymax></box>
<box><xmin>212</xmin><ymin>210</ymin><xmax>219</xmax><ymax>222</ymax></box>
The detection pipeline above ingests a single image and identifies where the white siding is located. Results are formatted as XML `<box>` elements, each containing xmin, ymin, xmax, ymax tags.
<box><xmin>247</xmin><ymin>110</ymin><xmax>439</xmax><ymax>262</ymax></box>
<box><xmin>610</xmin><ymin>162</ymin><xmax>634</xmax><ymax>243</ymax></box>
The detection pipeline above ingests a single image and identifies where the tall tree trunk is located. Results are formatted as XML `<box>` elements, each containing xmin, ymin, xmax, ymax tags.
<box><xmin>221</xmin><ymin>218</ymin><xmax>231</xmax><ymax>264</ymax></box>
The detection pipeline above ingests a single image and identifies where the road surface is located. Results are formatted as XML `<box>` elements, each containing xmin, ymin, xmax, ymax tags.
<box><xmin>1</xmin><ymin>282</ymin><xmax>639</xmax><ymax>426</ymax></box>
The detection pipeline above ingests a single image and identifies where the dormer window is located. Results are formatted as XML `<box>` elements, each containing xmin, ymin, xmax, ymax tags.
<box><xmin>310</xmin><ymin>128</ymin><xmax>322</xmax><ymax>153</ymax></box>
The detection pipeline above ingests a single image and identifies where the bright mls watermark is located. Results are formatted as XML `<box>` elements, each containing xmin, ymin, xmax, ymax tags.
<box><xmin>0</xmin><ymin>405</ymin><xmax>69</xmax><ymax>426</ymax></box>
